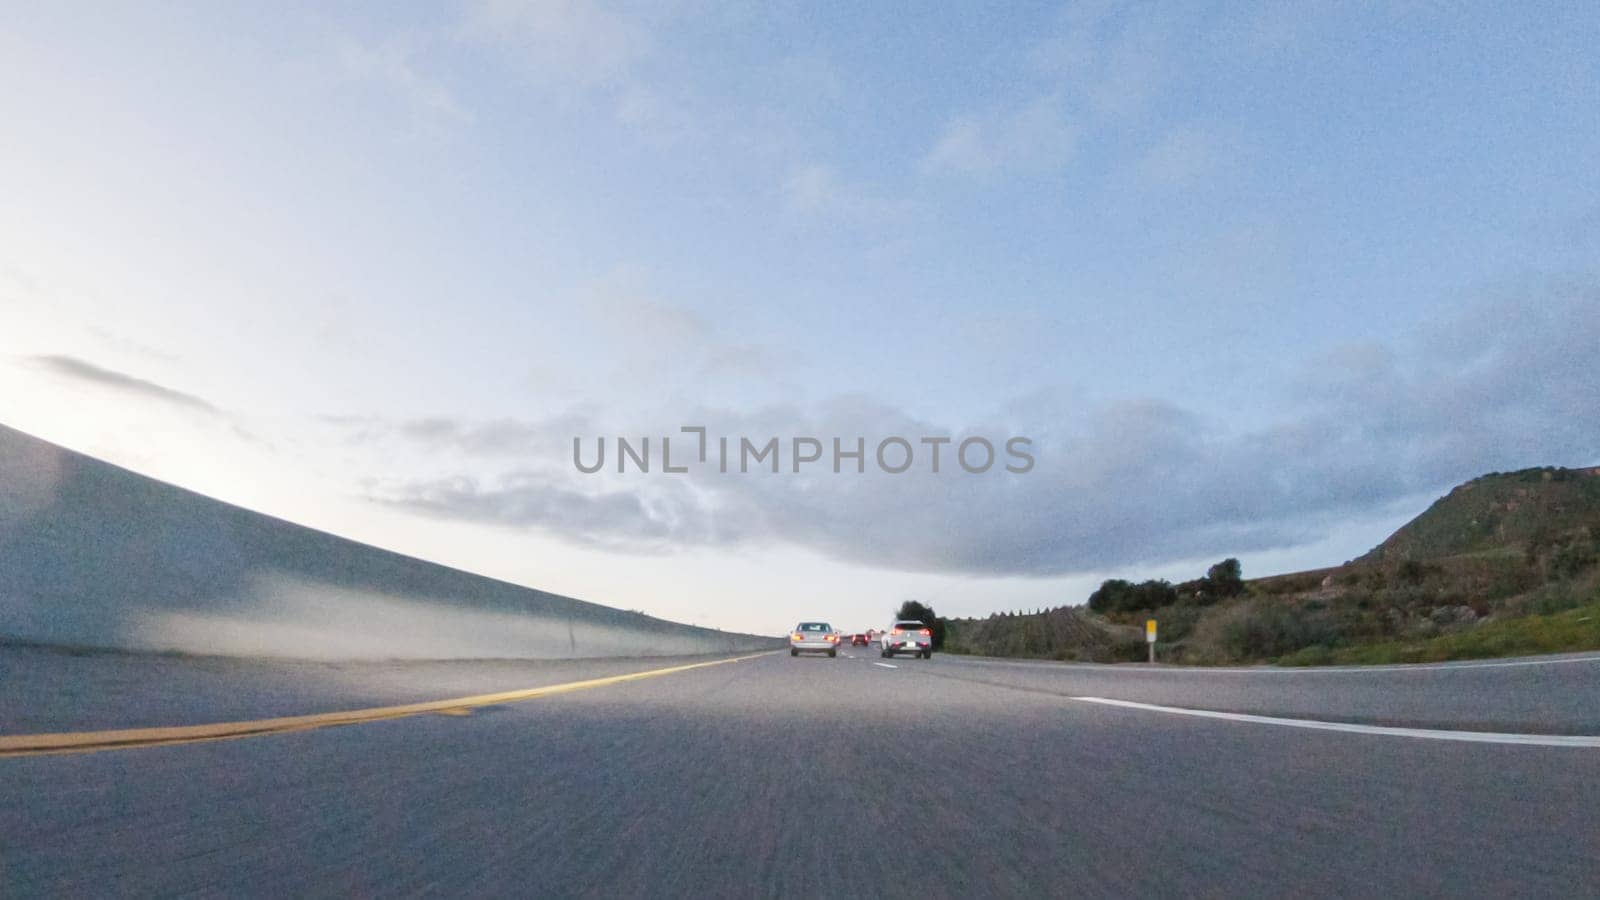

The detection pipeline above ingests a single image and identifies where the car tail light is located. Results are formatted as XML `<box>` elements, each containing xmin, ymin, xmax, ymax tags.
<box><xmin>791</xmin><ymin>632</ymin><xmax>802</xmax><ymax>641</ymax></box>
<box><xmin>920</xmin><ymin>628</ymin><xmax>931</xmax><ymax>636</ymax></box>
<box><xmin>826</xmin><ymin>634</ymin><xmax>837</xmax><ymax>642</ymax></box>
<box><xmin>890</xmin><ymin>628</ymin><xmax>902</xmax><ymax>635</ymax></box>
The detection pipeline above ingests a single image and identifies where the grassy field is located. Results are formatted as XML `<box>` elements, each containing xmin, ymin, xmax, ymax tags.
<box><xmin>1277</xmin><ymin>600</ymin><xmax>1600</xmax><ymax>665</ymax></box>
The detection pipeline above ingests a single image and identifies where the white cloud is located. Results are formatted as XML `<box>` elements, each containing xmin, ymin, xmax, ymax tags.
<box><xmin>339</xmin><ymin>38</ymin><xmax>473</xmax><ymax>123</ymax></box>
<box><xmin>923</xmin><ymin>119</ymin><xmax>986</xmax><ymax>173</ymax></box>
<box><xmin>924</xmin><ymin>4</ymin><xmax>1191</xmax><ymax>179</ymax></box>
<box><xmin>461</xmin><ymin>0</ymin><xmax>650</xmax><ymax>91</ymax></box>
<box><xmin>781</xmin><ymin>163</ymin><xmax>896</xmax><ymax>222</ymax></box>
<box><xmin>584</xmin><ymin>267</ymin><xmax>719</xmax><ymax>355</ymax></box>
<box><xmin>1032</xmin><ymin>1</ymin><xmax>1177</xmax><ymax>118</ymax></box>
<box><xmin>614</xmin><ymin>83</ymin><xmax>699</xmax><ymax>145</ymax></box>
<box><xmin>922</xmin><ymin>96</ymin><xmax>1077</xmax><ymax>176</ymax></box>
<box><xmin>1078</xmin><ymin>18</ymin><xmax>1169</xmax><ymax>119</ymax></box>
<box><xmin>782</xmin><ymin>164</ymin><xmax>844</xmax><ymax>213</ymax></box>
<box><xmin>571</xmin><ymin>267</ymin><xmax>790</xmax><ymax>404</ymax></box>
<box><xmin>455</xmin><ymin>2</ymin><xmax>791</xmax><ymax>165</ymax></box>
<box><xmin>1131</xmin><ymin>126</ymin><xmax>1237</xmax><ymax>190</ymax></box>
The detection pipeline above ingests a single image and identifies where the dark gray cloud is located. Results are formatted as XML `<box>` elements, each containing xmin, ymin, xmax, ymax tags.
<box><xmin>29</xmin><ymin>354</ymin><xmax>220</xmax><ymax>415</ymax></box>
<box><xmin>359</xmin><ymin>281</ymin><xmax>1600</xmax><ymax>578</ymax></box>
<box><xmin>377</xmin><ymin>472</ymin><xmax>730</xmax><ymax>552</ymax></box>
<box><xmin>322</xmin><ymin>412</ymin><xmax>596</xmax><ymax>458</ymax></box>
<box><xmin>394</xmin><ymin>416</ymin><xmax>577</xmax><ymax>456</ymax></box>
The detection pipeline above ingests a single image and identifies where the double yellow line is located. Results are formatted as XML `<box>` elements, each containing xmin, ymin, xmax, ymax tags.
<box><xmin>0</xmin><ymin>651</ymin><xmax>771</xmax><ymax>759</ymax></box>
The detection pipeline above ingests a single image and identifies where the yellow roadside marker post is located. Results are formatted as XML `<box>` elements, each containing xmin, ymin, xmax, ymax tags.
<box><xmin>1146</xmin><ymin>619</ymin><xmax>1157</xmax><ymax>664</ymax></box>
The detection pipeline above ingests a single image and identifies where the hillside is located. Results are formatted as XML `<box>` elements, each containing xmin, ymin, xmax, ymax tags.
<box><xmin>943</xmin><ymin>606</ymin><xmax>1141</xmax><ymax>662</ymax></box>
<box><xmin>944</xmin><ymin>465</ymin><xmax>1600</xmax><ymax>665</ymax></box>
<box><xmin>0</xmin><ymin>424</ymin><xmax>778</xmax><ymax>659</ymax></box>
<box><xmin>1357</xmin><ymin>466</ymin><xmax>1600</xmax><ymax>563</ymax></box>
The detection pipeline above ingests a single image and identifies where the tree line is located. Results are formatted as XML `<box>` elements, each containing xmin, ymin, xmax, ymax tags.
<box><xmin>889</xmin><ymin>558</ymin><xmax>1247</xmax><ymax>649</ymax></box>
<box><xmin>1086</xmin><ymin>558</ymin><xmax>1245</xmax><ymax>614</ymax></box>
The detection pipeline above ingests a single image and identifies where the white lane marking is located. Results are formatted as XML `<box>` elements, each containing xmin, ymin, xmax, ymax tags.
<box><xmin>949</xmin><ymin>652</ymin><xmax>1600</xmax><ymax>675</ymax></box>
<box><xmin>1070</xmin><ymin>696</ymin><xmax>1600</xmax><ymax>748</ymax></box>
<box><xmin>873</xmin><ymin>662</ymin><xmax>898</xmax><ymax>669</ymax></box>
<box><xmin>1343</xmin><ymin>655</ymin><xmax>1600</xmax><ymax>673</ymax></box>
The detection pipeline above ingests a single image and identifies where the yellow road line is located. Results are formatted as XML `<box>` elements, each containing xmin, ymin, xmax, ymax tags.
<box><xmin>0</xmin><ymin>651</ymin><xmax>773</xmax><ymax>759</ymax></box>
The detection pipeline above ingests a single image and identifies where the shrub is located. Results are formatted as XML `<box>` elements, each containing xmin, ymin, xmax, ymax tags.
<box><xmin>1205</xmin><ymin>558</ymin><xmax>1245</xmax><ymax>598</ymax></box>
<box><xmin>1531</xmin><ymin>584</ymin><xmax>1587</xmax><ymax>616</ymax></box>
<box><xmin>1397</xmin><ymin>559</ymin><xmax>1432</xmax><ymax>584</ymax></box>
<box><xmin>1213</xmin><ymin>601</ymin><xmax>1337</xmax><ymax>661</ymax></box>
<box><xmin>1552</xmin><ymin>542</ymin><xmax>1597</xmax><ymax>580</ymax></box>
<box><xmin>1087</xmin><ymin>578</ymin><xmax>1176</xmax><ymax>613</ymax></box>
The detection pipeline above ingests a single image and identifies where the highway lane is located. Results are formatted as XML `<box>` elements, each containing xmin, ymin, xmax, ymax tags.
<box><xmin>936</xmin><ymin>651</ymin><xmax>1600</xmax><ymax>734</ymax></box>
<box><xmin>0</xmin><ymin>644</ymin><xmax>761</xmax><ymax>733</ymax></box>
<box><xmin>5</xmin><ymin>651</ymin><xmax>1599</xmax><ymax>897</ymax></box>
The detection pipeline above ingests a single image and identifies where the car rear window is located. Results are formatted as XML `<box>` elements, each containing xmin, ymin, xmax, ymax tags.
<box><xmin>798</xmin><ymin>623</ymin><xmax>831</xmax><ymax>632</ymax></box>
<box><xmin>894</xmin><ymin>622</ymin><xmax>926</xmax><ymax>630</ymax></box>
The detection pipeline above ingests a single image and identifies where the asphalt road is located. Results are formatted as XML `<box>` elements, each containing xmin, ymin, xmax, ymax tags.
<box><xmin>5</xmin><ymin>649</ymin><xmax>1600</xmax><ymax>897</ymax></box>
<box><xmin>0</xmin><ymin>644</ymin><xmax>754</xmax><ymax>733</ymax></box>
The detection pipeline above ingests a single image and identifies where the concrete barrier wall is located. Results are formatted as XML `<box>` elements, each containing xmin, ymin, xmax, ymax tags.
<box><xmin>0</xmin><ymin>425</ymin><xmax>782</xmax><ymax>659</ymax></box>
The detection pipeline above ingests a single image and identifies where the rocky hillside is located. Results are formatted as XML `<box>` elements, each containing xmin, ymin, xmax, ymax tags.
<box><xmin>944</xmin><ymin>464</ymin><xmax>1600</xmax><ymax>665</ymax></box>
<box><xmin>1357</xmin><ymin>466</ymin><xmax>1600</xmax><ymax>563</ymax></box>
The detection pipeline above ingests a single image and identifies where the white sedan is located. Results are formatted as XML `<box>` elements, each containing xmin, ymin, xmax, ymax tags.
<box><xmin>789</xmin><ymin>622</ymin><xmax>840</xmax><ymax>657</ymax></box>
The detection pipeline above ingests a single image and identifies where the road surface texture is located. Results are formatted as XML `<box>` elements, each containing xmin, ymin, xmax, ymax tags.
<box><xmin>5</xmin><ymin>650</ymin><xmax>1599</xmax><ymax>897</ymax></box>
<box><xmin>0</xmin><ymin>643</ymin><xmax>751</xmax><ymax>732</ymax></box>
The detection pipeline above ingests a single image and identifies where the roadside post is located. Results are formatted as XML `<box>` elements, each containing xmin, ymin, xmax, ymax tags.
<box><xmin>1146</xmin><ymin>619</ymin><xmax>1157</xmax><ymax>664</ymax></box>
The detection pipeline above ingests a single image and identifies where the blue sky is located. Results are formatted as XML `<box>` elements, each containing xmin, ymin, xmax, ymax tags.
<box><xmin>2</xmin><ymin>2</ymin><xmax>1597</xmax><ymax>634</ymax></box>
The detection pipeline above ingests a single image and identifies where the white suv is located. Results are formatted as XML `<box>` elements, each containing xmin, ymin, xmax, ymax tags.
<box><xmin>880</xmin><ymin>620</ymin><xmax>932</xmax><ymax>659</ymax></box>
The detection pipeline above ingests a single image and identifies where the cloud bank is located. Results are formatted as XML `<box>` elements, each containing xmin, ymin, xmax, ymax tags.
<box><xmin>361</xmin><ymin>282</ymin><xmax>1600</xmax><ymax>578</ymax></box>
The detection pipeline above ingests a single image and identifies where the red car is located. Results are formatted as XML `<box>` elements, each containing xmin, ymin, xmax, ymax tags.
<box><xmin>850</xmin><ymin>633</ymin><xmax>869</xmax><ymax>646</ymax></box>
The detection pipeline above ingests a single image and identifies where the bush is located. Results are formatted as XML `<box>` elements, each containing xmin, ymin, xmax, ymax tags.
<box><xmin>1213</xmin><ymin>601</ymin><xmax>1337</xmax><ymax>661</ymax></box>
<box><xmin>1151</xmin><ymin>604</ymin><xmax>1203</xmax><ymax>643</ymax></box>
<box><xmin>1397</xmin><ymin>559</ymin><xmax>1436</xmax><ymax>584</ymax></box>
<box><xmin>1552</xmin><ymin>542</ymin><xmax>1597</xmax><ymax>580</ymax></box>
<box><xmin>1205</xmin><ymin>558</ymin><xmax>1245</xmax><ymax>598</ymax></box>
<box><xmin>1087</xmin><ymin>578</ymin><xmax>1176</xmax><ymax>614</ymax></box>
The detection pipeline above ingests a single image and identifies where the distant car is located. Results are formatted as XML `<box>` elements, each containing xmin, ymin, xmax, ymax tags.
<box><xmin>790</xmin><ymin>622</ymin><xmax>840</xmax><ymax>657</ymax></box>
<box><xmin>880</xmin><ymin>620</ymin><xmax>933</xmax><ymax>659</ymax></box>
<box><xmin>850</xmin><ymin>633</ymin><xmax>869</xmax><ymax>647</ymax></box>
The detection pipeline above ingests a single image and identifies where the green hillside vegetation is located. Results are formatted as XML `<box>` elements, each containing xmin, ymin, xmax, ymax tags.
<box><xmin>1278</xmin><ymin>599</ymin><xmax>1600</xmax><ymax>666</ymax></box>
<box><xmin>1358</xmin><ymin>465</ymin><xmax>1600</xmax><ymax>563</ymax></box>
<box><xmin>940</xmin><ymin>466</ymin><xmax>1600</xmax><ymax>665</ymax></box>
<box><xmin>941</xmin><ymin>606</ymin><xmax>1144</xmax><ymax>662</ymax></box>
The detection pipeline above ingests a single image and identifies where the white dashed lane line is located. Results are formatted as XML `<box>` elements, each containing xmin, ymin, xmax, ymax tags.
<box><xmin>873</xmin><ymin>663</ymin><xmax>898</xmax><ymax>669</ymax></box>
